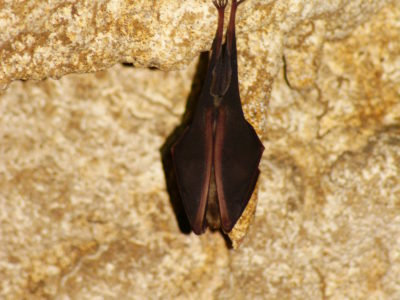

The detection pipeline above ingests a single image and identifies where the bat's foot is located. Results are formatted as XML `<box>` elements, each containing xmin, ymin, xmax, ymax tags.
<box><xmin>212</xmin><ymin>0</ymin><xmax>228</xmax><ymax>64</ymax></box>
<box><xmin>213</xmin><ymin>0</ymin><xmax>228</xmax><ymax>10</ymax></box>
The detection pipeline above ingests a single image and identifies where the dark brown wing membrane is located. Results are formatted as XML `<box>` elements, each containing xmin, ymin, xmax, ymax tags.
<box><xmin>214</xmin><ymin>104</ymin><xmax>263</xmax><ymax>232</ymax></box>
<box><xmin>171</xmin><ymin>108</ymin><xmax>214</xmax><ymax>234</ymax></box>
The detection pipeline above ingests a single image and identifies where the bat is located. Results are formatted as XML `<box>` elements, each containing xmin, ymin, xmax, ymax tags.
<box><xmin>171</xmin><ymin>0</ymin><xmax>264</xmax><ymax>234</ymax></box>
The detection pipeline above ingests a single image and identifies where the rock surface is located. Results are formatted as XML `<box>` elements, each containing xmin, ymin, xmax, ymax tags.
<box><xmin>1</xmin><ymin>0</ymin><xmax>400</xmax><ymax>299</ymax></box>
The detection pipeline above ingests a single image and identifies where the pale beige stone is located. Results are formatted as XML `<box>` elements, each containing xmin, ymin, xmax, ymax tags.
<box><xmin>0</xmin><ymin>0</ymin><xmax>399</xmax><ymax>299</ymax></box>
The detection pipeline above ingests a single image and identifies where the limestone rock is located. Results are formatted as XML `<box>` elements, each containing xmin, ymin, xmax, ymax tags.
<box><xmin>0</xmin><ymin>1</ymin><xmax>399</xmax><ymax>299</ymax></box>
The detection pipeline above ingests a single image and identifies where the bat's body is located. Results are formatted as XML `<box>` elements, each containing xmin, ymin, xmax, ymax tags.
<box><xmin>172</xmin><ymin>0</ymin><xmax>264</xmax><ymax>234</ymax></box>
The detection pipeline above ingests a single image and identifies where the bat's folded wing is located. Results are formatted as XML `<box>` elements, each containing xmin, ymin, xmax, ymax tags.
<box><xmin>214</xmin><ymin>106</ymin><xmax>264</xmax><ymax>233</ymax></box>
<box><xmin>171</xmin><ymin>109</ymin><xmax>214</xmax><ymax>234</ymax></box>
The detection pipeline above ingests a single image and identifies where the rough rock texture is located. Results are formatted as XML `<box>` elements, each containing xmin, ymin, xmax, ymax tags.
<box><xmin>1</xmin><ymin>0</ymin><xmax>400</xmax><ymax>299</ymax></box>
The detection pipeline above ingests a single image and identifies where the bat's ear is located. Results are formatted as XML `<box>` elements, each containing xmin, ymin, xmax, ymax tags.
<box><xmin>210</xmin><ymin>45</ymin><xmax>232</xmax><ymax>97</ymax></box>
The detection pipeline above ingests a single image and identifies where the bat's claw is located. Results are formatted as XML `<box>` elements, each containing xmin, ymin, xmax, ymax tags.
<box><xmin>213</xmin><ymin>0</ymin><xmax>228</xmax><ymax>10</ymax></box>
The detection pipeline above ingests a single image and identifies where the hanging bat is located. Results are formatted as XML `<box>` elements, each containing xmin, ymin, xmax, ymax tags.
<box><xmin>171</xmin><ymin>0</ymin><xmax>264</xmax><ymax>234</ymax></box>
